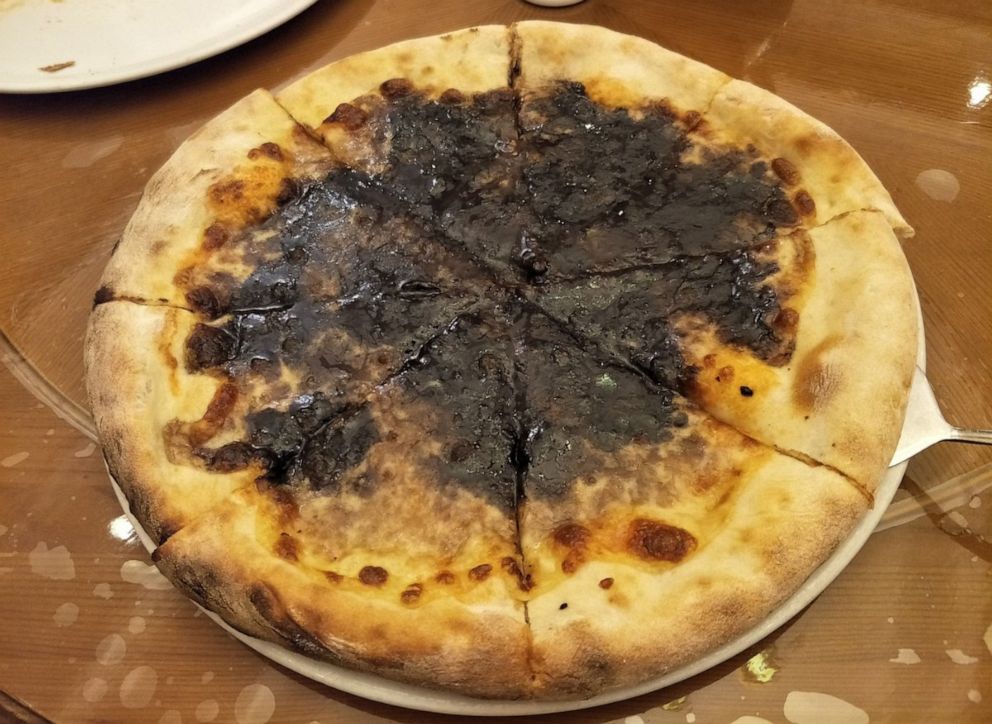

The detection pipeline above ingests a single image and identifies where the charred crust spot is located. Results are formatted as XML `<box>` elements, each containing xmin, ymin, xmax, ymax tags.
<box><xmin>598</xmin><ymin>577</ymin><xmax>614</xmax><ymax>590</ymax></box>
<box><xmin>184</xmin><ymin>323</ymin><xmax>236</xmax><ymax>372</ymax></box>
<box><xmin>468</xmin><ymin>563</ymin><xmax>493</xmax><ymax>582</ymax></box>
<box><xmin>324</xmin><ymin>102</ymin><xmax>368</xmax><ymax>130</ymax></box>
<box><xmin>276</xmin><ymin>177</ymin><xmax>298</xmax><ymax>205</ymax></box>
<box><xmin>274</xmin><ymin>533</ymin><xmax>298</xmax><ymax>561</ymax></box>
<box><xmin>434</xmin><ymin>571</ymin><xmax>455</xmax><ymax>585</ymax></box>
<box><xmin>155</xmin><ymin>522</ymin><xmax>180</xmax><ymax>547</ymax></box>
<box><xmin>649</xmin><ymin>99</ymin><xmax>677</xmax><ymax>121</ymax></box>
<box><xmin>173</xmin><ymin>266</ymin><xmax>195</xmax><ymax>288</ymax></box>
<box><xmin>682</xmin><ymin>110</ymin><xmax>702</xmax><ymax>130</ymax></box>
<box><xmin>247</xmin><ymin>142</ymin><xmax>284</xmax><ymax>161</ymax></box>
<box><xmin>204</xmin><ymin>382</ymin><xmax>239</xmax><ymax>424</ymax></box>
<box><xmin>474</xmin><ymin>87</ymin><xmax>514</xmax><ymax>109</ymax></box>
<box><xmin>325</xmin><ymin>570</ymin><xmax>343</xmax><ymax>583</ymax></box>
<box><xmin>264</xmin><ymin>484</ymin><xmax>300</xmax><ymax>516</ymax></box>
<box><xmin>763</xmin><ymin>197</ymin><xmax>799</xmax><ymax>227</ymax></box>
<box><xmin>400</xmin><ymin>583</ymin><xmax>423</xmax><ymax>604</ymax></box>
<box><xmin>500</xmin><ymin>556</ymin><xmax>518</xmax><ymax>573</ymax></box>
<box><xmin>358</xmin><ymin>566</ymin><xmax>389</xmax><ymax>586</ymax></box>
<box><xmin>794</xmin><ymin>189</ymin><xmax>816</xmax><ymax>216</ymax></box>
<box><xmin>202</xmin><ymin>222</ymin><xmax>230</xmax><ymax>251</ymax></box>
<box><xmin>187</xmin><ymin>382</ymin><xmax>238</xmax><ymax>446</ymax></box>
<box><xmin>626</xmin><ymin>519</ymin><xmax>697</xmax><ymax>562</ymax></box>
<box><xmin>561</xmin><ymin>553</ymin><xmax>583</xmax><ymax>574</ymax></box>
<box><xmin>439</xmin><ymin>88</ymin><xmax>465</xmax><ymax>105</ymax></box>
<box><xmin>774</xmin><ymin>307</ymin><xmax>799</xmax><ymax>335</ymax></box>
<box><xmin>247</xmin><ymin>583</ymin><xmax>280</xmax><ymax>619</ymax></box>
<box><xmin>185</xmin><ymin>286</ymin><xmax>223</xmax><ymax>319</ymax></box>
<box><xmin>248</xmin><ymin>584</ymin><xmax>327</xmax><ymax>658</ymax></box>
<box><xmin>740</xmin><ymin>385</ymin><xmax>754</xmax><ymax>397</ymax></box>
<box><xmin>501</xmin><ymin>556</ymin><xmax>532</xmax><ymax>591</ymax></box>
<box><xmin>552</xmin><ymin>522</ymin><xmax>590</xmax><ymax>549</ymax></box>
<box><xmin>380</xmin><ymin>78</ymin><xmax>415</xmax><ymax>100</ymax></box>
<box><xmin>771</xmin><ymin>157</ymin><xmax>800</xmax><ymax>186</ymax></box>
<box><xmin>208</xmin><ymin>179</ymin><xmax>246</xmax><ymax>207</ymax></box>
<box><xmin>93</xmin><ymin>285</ymin><xmax>114</xmax><ymax>306</ymax></box>
<box><xmin>202</xmin><ymin>441</ymin><xmax>257</xmax><ymax>472</ymax></box>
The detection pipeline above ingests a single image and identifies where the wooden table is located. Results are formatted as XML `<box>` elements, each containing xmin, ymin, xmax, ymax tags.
<box><xmin>1</xmin><ymin>0</ymin><xmax>990</xmax><ymax>721</ymax></box>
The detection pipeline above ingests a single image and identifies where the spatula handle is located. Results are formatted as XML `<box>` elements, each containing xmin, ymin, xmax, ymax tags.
<box><xmin>949</xmin><ymin>427</ymin><xmax>992</xmax><ymax>445</ymax></box>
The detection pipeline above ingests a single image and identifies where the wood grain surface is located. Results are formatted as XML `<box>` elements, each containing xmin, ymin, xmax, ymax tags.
<box><xmin>1</xmin><ymin>0</ymin><xmax>990</xmax><ymax>721</ymax></box>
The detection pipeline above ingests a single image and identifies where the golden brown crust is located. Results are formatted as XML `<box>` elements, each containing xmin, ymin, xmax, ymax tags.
<box><xmin>97</xmin><ymin>89</ymin><xmax>333</xmax><ymax>307</ymax></box>
<box><xmin>276</xmin><ymin>25</ymin><xmax>512</xmax><ymax>139</ymax></box>
<box><xmin>84</xmin><ymin>302</ymin><xmax>259</xmax><ymax>542</ymax></box>
<box><xmin>674</xmin><ymin>211</ymin><xmax>917</xmax><ymax>493</ymax></box>
<box><xmin>153</xmin><ymin>487</ymin><xmax>532</xmax><ymax>699</ymax></box>
<box><xmin>513</xmin><ymin>21</ymin><xmax>729</xmax><ymax>115</ymax></box>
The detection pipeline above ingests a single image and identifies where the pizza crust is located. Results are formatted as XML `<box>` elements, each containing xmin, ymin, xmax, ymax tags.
<box><xmin>675</xmin><ymin>210</ymin><xmax>918</xmax><ymax>493</ymax></box>
<box><xmin>701</xmin><ymin>79</ymin><xmax>912</xmax><ymax>236</ymax></box>
<box><xmin>276</xmin><ymin>25</ymin><xmax>512</xmax><ymax>133</ymax></box>
<box><xmin>153</xmin><ymin>487</ymin><xmax>533</xmax><ymax>699</ymax></box>
<box><xmin>513</xmin><ymin>21</ymin><xmax>730</xmax><ymax>115</ymax></box>
<box><xmin>97</xmin><ymin>89</ymin><xmax>333</xmax><ymax>307</ymax></box>
<box><xmin>525</xmin><ymin>452</ymin><xmax>866</xmax><ymax>696</ymax></box>
<box><xmin>84</xmin><ymin>302</ymin><xmax>260</xmax><ymax>542</ymax></box>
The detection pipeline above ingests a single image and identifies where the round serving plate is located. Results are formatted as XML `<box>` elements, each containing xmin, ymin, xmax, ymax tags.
<box><xmin>105</xmin><ymin>286</ymin><xmax>926</xmax><ymax>716</ymax></box>
<box><xmin>0</xmin><ymin>0</ymin><xmax>319</xmax><ymax>93</ymax></box>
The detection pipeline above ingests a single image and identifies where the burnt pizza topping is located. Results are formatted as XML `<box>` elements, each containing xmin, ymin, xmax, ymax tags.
<box><xmin>173</xmin><ymin>80</ymin><xmax>805</xmax><ymax>552</ymax></box>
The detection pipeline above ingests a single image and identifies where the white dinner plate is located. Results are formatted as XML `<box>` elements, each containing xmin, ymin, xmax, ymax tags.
<box><xmin>0</xmin><ymin>0</ymin><xmax>319</xmax><ymax>93</ymax></box>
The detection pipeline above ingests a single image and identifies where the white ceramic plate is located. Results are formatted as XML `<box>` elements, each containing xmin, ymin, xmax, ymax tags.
<box><xmin>0</xmin><ymin>0</ymin><xmax>319</xmax><ymax>93</ymax></box>
<box><xmin>108</xmin><ymin>291</ymin><xmax>925</xmax><ymax>717</ymax></box>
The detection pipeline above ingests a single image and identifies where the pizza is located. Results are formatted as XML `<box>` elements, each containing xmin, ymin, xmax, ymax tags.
<box><xmin>84</xmin><ymin>22</ymin><xmax>917</xmax><ymax>699</ymax></box>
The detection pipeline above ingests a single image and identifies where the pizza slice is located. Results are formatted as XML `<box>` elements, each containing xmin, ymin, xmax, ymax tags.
<box><xmin>97</xmin><ymin>89</ymin><xmax>335</xmax><ymax>307</ymax></box>
<box><xmin>511</xmin><ymin>22</ymin><xmax>809</xmax><ymax>281</ymax></box>
<box><xmin>672</xmin><ymin>210</ymin><xmax>918</xmax><ymax>494</ymax></box>
<box><xmin>152</xmin><ymin>309</ymin><xmax>532</xmax><ymax>698</ymax></box>
<box><xmin>276</xmin><ymin>27</ymin><xmax>527</xmax><ymax>282</ymax></box>
<box><xmin>536</xmin><ymin>210</ymin><xmax>916</xmax><ymax>494</ymax></box>
<box><xmin>515</xmin><ymin>313</ymin><xmax>867</xmax><ymax>696</ymax></box>
<box><xmin>85</xmin><ymin>303</ymin><xmax>261</xmax><ymax>542</ymax></box>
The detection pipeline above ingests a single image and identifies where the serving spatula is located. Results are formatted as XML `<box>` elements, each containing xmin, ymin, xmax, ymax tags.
<box><xmin>890</xmin><ymin>366</ymin><xmax>992</xmax><ymax>466</ymax></box>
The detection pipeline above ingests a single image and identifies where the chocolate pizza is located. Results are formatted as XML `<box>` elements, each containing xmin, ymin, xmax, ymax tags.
<box><xmin>84</xmin><ymin>23</ymin><xmax>917</xmax><ymax>698</ymax></box>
